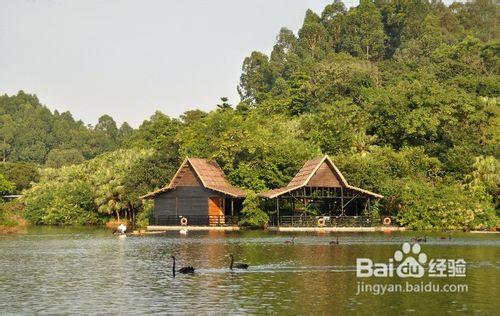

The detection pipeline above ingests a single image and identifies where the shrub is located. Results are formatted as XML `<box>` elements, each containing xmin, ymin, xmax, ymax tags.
<box><xmin>396</xmin><ymin>179</ymin><xmax>496</xmax><ymax>230</ymax></box>
<box><xmin>239</xmin><ymin>191</ymin><xmax>269</xmax><ymax>228</ymax></box>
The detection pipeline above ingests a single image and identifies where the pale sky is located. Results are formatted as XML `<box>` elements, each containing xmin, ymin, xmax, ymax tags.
<box><xmin>0</xmin><ymin>0</ymin><xmax>453</xmax><ymax>127</ymax></box>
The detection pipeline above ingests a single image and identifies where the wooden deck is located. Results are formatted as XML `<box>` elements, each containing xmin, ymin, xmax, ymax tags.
<box><xmin>268</xmin><ymin>226</ymin><xmax>406</xmax><ymax>232</ymax></box>
<box><xmin>147</xmin><ymin>225</ymin><xmax>240</xmax><ymax>232</ymax></box>
<box><xmin>146</xmin><ymin>225</ymin><xmax>404</xmax><ymax>233</ymax></box>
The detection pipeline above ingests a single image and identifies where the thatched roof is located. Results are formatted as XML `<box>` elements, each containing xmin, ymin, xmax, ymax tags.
<box><xmin>258</xmin><ymin>155</ymin><xmax>383</xmax><ymax>199</ymax></box>
<box><xmin>141</xmin><ymin>157</ymin><xmax>246</xmax><ymax>199</ymax></box>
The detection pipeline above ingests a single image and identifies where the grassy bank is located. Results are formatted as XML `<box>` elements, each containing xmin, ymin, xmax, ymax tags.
<box><xmin>0</xmin><ymin>201</ymin><xmax>27</xmax><ymax>234</ymax></box>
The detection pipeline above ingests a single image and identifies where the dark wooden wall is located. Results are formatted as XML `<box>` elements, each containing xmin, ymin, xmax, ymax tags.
<box><xmin>153</xmin><ymin>186</ymin><xmax>227</xmax><ymax>217</ymax></box>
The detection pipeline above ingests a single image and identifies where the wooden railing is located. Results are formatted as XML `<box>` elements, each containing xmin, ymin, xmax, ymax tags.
<box><xmin>153</xmin><ymin>215</ymin><xmax>239</xmax><ymax>226</ymax></box>
<box><xmin>153</xmin><ymin>215</ymin><xmax>394</xmax><ymax>227</ymax></box>
<box><xmin>269</xmin><ymin>215</ymin><xmax>376</xmax><ymax>227</ymax></box>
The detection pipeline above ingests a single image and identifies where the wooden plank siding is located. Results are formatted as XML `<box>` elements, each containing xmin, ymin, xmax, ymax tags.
<box><xmin>307</xmin><ymin>162</ymin><xmax>342</xmax><ymax>187</ymax></box>
<box><xmin>153</xmin><ymin>186</ymin><xmax>226</xmax><ymax>217</ymax></box>
<box><xmin>171</xmin><ymin>165</ymin><xmax>203</xmax><ymax>187</ymax></box>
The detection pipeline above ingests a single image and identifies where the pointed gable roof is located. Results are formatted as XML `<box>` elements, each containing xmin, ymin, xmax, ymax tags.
<box><xmin>258</xmin><ymin>155</ymin><xmax>383</xmax><ymax>199</ymax></box>
<box><xmin>141</xmin><ymin>157</ymin><xmax>246</xmax><ymax>199</ymax></box>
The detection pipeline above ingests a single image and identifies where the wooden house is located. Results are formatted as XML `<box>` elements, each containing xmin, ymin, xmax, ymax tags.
<box><xmin>141</xmin><ymin>157</ymin><xmax>246</xmax><ymax>226</ymax></box>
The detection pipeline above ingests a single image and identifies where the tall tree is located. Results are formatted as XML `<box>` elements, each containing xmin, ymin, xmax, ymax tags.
<box><xmin>339</xmin><ymin>0</ymin><xmax>387</xmax><ymax>60</ymax></box>
<box><xmin>238</xmin><ymin>51</ymin><xmax>274</xmax><ymax>103</ymax></box>
<box><xmin>298</xmin><ymin>9</ymin><xmax>331</xmax><ymax>59</ymax></box>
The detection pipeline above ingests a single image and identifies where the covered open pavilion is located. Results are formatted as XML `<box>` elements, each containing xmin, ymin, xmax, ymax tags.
<box><xmin>258</xmin><ymin>155</ymin><xmax>383</xmax><ymax>227</ymax></box>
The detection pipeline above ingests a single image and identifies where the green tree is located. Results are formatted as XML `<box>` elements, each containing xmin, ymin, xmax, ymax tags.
<box><xmin>0</xmin><ymin>173</ymin><xmax>14</xmax><ymax>195</ymax></box>
<box><xmin>239</xmin><ymin>191</ymin><xmax>268</xmax><ymax>228</ymax></box>
<box><xmin>0</xmin><ymin>162</ymin><xmax>39</xmax><ymax>193</ymax></box>
<box><xmin>125</xmin><ymin>111</ymin><xmax>180</xmax><ymax>150</ymax></box>
<box><xmin>0</xmin><ymin>114</ymin><xmax>15</xmax><ymax>162</ymax></box>
<box><xmin>118</xmin><ymin>122</ymin><xmax>134</xmax><ymax>142</ymax></box>
<box><xmin>95</xmin><ymin>114</ymin><xmax>118</xmax><ymax>140</ymax></box>
<box><xmin>298</xmin><ymin>9</ymin><xmax>330</xmax><ymax>59</ymax></box>
<box><xmin>270</xmin><ymin>28</ymin><xmax>299</xmax><ymax>78</ymax></box>
<box><xmin>299</xmin><ymin>100</ymin><xmax>373</xmax><ymax>155</ymax></box>
<box><xmin>238</xmin><ymin>51</ymin><xmax>274</xmax><ymax>103</ymax></box>
<box><xmin>216</xmin><ymin>97</ymin><xmax>232</xmax><ymax>110</ymax></box>
<box><xmin>339</xmin><ymin>0</ymin><xmax>387</xmax><ymax>60</ymax></box>
<box><xmin>45</xmin><ymin>149</ymin><xmax>85</xmax><ymax>168</ymax></box>
<box><xmin>321</xmin><ymin>1</ymin><xmax>347</xmax><ymax>50</ymax></box>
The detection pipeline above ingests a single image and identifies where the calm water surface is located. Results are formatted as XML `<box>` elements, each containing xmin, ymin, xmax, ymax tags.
<box><xmin>0</xmin><ymin>227</ymin><xmax>499</xmax><ymax>314</ymax></box>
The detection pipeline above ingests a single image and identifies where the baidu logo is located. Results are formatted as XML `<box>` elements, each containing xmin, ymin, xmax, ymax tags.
<box><xmin>356</xmin><ymin>242</ymin><xmax>466</xmax><ymax>278</ymax></box>
<box><xmin>394</xmin><ymin>242</ymin><xmax>427</xmax><ymax>278</ymax></box>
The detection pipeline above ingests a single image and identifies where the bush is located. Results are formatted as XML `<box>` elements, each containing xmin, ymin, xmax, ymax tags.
<box><xmin>239</xmin><ymin>191</ymin><xmax>269</xmax><ymax>228</ymax></box>
<box><xmin>0</xmin><ymin>173</ymin><xmax>15</xmax><ymax>195</ymax></box>
<box><xmin>45</xmin><ymin>149</ymin><xmax>85</xmax><ymax>168</ymax></box>
<box><xmin>135</xmin><ymin>200</ymin><xmax>153</xmax><ymax>228</ymax></box>
<box><xmin>0</xmin><ymin>201</ymin><xmax>26</xmax><ymax>232</ymax></box>
<box><xmin>24</xmin><ymin>177</ymin><xmax>102</xmax><ymax>225</ymax></box>
<box><xmin>23</xmin><ymin>149</ymin><xmax>151</xmax><ymax>225</ymax></box>
<box><xmin>0</xmin><ymin>162</ymin><xmax>39</xmax><ymax>193</ymax></box>
<box><xmin>396</xmin><ymin>179</ymin><xmax>496</xmax><ymax>231</ymax></box>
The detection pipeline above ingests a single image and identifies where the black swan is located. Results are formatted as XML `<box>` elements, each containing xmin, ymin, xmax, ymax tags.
<box><xmin>229</xmin><ymin>254</ymin><xmax>249</xmax><ymax>270</ymax></box>
<box><xmin>172</xmin><ymin>256</ymin><xmax>195</xmax><ymax>276</ymax></box>
<box><xmin>284</xmin><ymin>237</ymin><xmax>295</xmax><ymax>245</ymax></box>
<box><xmin>411</xmin><ymin>236</ymin><xmax>427</xmax><ymax>243</ymax></box>
<box><xmin>329</xmin><ymin>236</ymin><xmax>339</xmax><ymax>245</ymax></box>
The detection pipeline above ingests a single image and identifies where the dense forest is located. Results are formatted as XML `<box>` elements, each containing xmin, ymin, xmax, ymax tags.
<box><xmin>1</xmin><ymin>0</ymin><xmax>498</xmax><ymax>230</ymax></box>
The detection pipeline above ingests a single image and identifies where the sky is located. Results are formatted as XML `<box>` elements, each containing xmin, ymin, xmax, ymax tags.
<box><xmin>2</xmin><ymin>0</ymin><xmax>460</xmax><ymax>127</ymax></box>
<box><xmin>1</xmin><ymin>0</ymin><xmax>357</xmax><ymax>127</ymax></box>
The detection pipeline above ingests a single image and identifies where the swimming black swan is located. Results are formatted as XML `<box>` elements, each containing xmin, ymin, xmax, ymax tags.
<box><xmin>329</xmin><ymin>236</ymin><xmax>339</xmax><ymax>245</ymax></box>
<box><xmin>411</xmin><ymin>236</ymin><xmax>427</xmax><ymax>243</ymax></box>
<box><xmin>284</xmin><ymin>237</ymin><xmax>295</xmax><ymax>245</ymax></box>
<box><xmin>171</xmin><ymin>256</ymin><xmax>195</xmax><ymax>276</ymax></box>
<box><xmin>229</xmin><ymin>254</ymin><xmax>249</xmax><ymax>270</ymax></box>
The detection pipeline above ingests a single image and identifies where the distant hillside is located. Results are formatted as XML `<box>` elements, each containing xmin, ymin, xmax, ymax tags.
<box><xmin>0</xmin><ymin>91</ymin><xmax>133</xmax><ymax>165</ymax></box>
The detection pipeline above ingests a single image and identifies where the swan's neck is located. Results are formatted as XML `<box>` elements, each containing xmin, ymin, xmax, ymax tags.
<box><xmin>172</xmin><ymin>258</ymin><xmax>176</xmax><ymax>274</ymax></box>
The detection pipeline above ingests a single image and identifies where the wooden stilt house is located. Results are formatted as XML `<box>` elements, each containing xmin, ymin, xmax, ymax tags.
<box><xmin>141</xmin><ymin>157</ymin><xmax>246</xmax><ymax>226</ymax></box>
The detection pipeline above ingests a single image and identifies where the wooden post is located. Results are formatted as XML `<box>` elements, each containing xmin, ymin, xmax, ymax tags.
<box><xmin>132</xmin><ymin>209</ymin><xmax>136</xmax><ymax>229</ymax></box>
<box><xmin>277</xmin><ymin>198</ymin><xmax>280</xmax><ymax>227</ymax></box>
<box><xmin>340</xmin><ymin>187</ymin><xmax>345</xmax><ymax>216</ymax></box>
<box><xmin>231</xmin><ymin>199</ymin><xmax>234</xmax><ymax>216</ymax></box>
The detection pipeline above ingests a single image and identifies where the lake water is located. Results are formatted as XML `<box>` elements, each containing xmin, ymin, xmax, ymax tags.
<box><xmin>0</xmin><ymin>227</ymin><xmax>498</xmax><ymax>314</ymax></box>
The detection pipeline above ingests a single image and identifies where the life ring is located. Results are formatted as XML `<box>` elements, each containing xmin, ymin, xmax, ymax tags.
<box><xmin>317</xmin><ymin>218</ymin><xmax>326</xmax><ymax>227</ymax></box>
<box><xmin>383</xmin><ymin>217</ymin><xmax>391</xmax><ymax>226</ymax></box>
<box><xmin>180</xmin><ymin>217</ymin><xmax>188</xmax><ymax>226</ymax></box>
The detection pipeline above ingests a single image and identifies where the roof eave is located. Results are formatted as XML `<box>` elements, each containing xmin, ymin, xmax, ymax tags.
<box><xmin>346</xmin><ymin>185</ymin><xmax>384</xmax><ymax>199</ymax></box>
<box><xmin>207</xmin><ymin>186</ymin><xmax>247</xmax><ymax>198</ymax></box>
<box><xmin>257</xmin><ymin>185</ymin><xmax>303</xmax><ymax>199</ymax></box>
<box><xmin>140</xmin><ymin>187</ymin><xmax>173</xmax><ymax>199</ymax></box>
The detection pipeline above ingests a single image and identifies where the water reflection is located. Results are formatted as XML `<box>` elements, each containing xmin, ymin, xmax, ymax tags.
<box><xmin>0</xmin><ymin>227</ymin><xmax>498</xmax><ymax>314</ymax></box>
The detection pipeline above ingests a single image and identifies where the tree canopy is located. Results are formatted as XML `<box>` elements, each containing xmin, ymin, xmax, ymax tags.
<box><xmin>12</xmin><ymin>0</ymin><xmax>500</xmax><ymax>230</ymax></box>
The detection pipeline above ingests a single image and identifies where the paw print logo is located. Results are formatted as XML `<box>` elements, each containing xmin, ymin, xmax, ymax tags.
<box><xmin>394</xmin><ymin>242</ymin><xmax>427</xmax><ymax>278</ymax></box>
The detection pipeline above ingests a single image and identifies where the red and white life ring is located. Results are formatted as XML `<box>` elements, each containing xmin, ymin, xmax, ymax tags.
<box><xmin>383</xmin><ymin>217</ymin><xmax>391</xmax><ymax>226</ymax></box>
<box><xmin>180</xmin><ymin>217</ymin><xmax>188</xmax><ymax>226</ymax></box>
